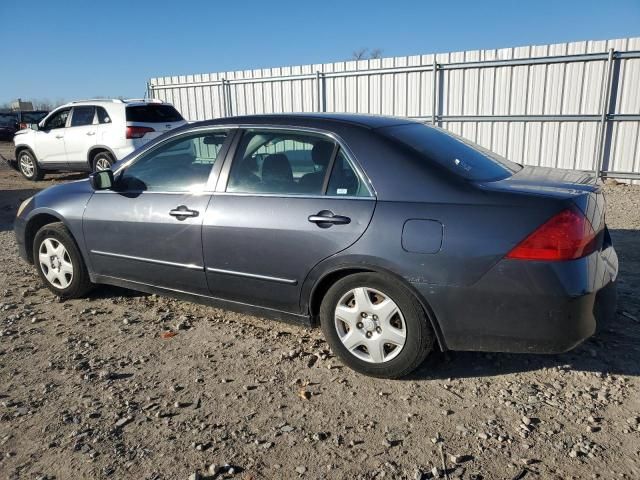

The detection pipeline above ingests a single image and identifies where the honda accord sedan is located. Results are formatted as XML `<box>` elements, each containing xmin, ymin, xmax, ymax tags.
<box><xmin>14</xmin><ymin>114</ymin><xmax>618</xmax><ymax>378</ymax></box>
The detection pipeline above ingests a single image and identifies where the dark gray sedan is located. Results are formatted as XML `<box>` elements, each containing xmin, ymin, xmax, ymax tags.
<box><xmin>14</xmin><ymin>114</ymin><xmax>618</xmax><ymax>378</ymax></box>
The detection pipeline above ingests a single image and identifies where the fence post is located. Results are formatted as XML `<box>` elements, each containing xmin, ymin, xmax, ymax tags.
<box><xmin>221</xmin><ymin>78</ymin><xmax>228</xmax><ymax>117</ymax></box>
<box><xmin>316</xmin><ymin>71</ymin><xmax>325</xmax><ymax>112</ymax></box>
<box><xmin>594</xmin><ymin>48</ymin><xmax>615</xmax><ymax>178</ymax></box>
<box><xmin>431</xmin><ymin>57</ymin><xmax>438</xmax><ymax>125</ymax></box>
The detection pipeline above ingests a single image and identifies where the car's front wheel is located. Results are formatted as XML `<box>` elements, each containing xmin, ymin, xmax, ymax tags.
<box><xmin>33</xmin><ymin>222</ymin><xmax>92</xmax><ymax>299</ymax></box>
<box><xmin>18</xmin><ymin>150</ymin><xmax>44</xmax><ymax>181</ymax></box>
<box><xmin>320</xmin><ymin>272</ymin><xmax>435</xmax><ymax>378</ymax></box>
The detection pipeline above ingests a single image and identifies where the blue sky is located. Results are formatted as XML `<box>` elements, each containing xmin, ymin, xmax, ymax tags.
<box><xmin>0</xmin><ymin>0</ymin><xmax>638</xmax><ymax>105</ymax></box>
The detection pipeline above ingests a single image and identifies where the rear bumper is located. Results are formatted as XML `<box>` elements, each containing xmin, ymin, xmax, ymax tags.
<box><xmin>414</xmin><ymin>244</ymin><xmax>618</xmax><ymax>353</ymax></box>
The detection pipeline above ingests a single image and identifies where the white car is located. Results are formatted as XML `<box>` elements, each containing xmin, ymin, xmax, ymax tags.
<box><xmin>13</xmin><ymin>99</ymin><xmax>186</xmax><ymax>180</ymax></box>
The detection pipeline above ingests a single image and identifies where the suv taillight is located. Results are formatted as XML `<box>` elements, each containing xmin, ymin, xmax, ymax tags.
<box><xmin>18</xmin><ymin>122</ymin><xmax>27</xmax><ymax>129</ymax></box>
<box><xmin>126</xmin><ymin>126</ymin><xmax>155</xmax><ymax>139</ymax></box>
<box><xmin>506</xmin><ymin>208</ymin><xmax>598</xmax><ymax>261</ymax></box>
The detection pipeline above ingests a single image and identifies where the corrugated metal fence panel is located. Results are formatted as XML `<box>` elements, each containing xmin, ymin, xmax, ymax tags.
<box><xmin>149</xmin><ymin>37</ymin><xmax>640</xmax><ymax>180</ymax></box>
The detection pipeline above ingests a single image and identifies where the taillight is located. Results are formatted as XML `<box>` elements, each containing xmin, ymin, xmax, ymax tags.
<box><xmin>19</xmin><ymin>122</ymin><xmax>27</xmax><ymax>129</ymax></box>
<box><xmin>126</xmin><ymin>126</ymin><xmax>155</xmax><ymax>139</ymax></box>
<box><xmin>506</xmin><ymin>208</ymin><xmax>598</xmax><ymax>261</ymax></box>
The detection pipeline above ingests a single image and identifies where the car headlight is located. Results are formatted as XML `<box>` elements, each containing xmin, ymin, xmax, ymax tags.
<box><xmin>16</xmin><ymin>196</ymin><xmax>33</xmax><ymax>217</ymax></box>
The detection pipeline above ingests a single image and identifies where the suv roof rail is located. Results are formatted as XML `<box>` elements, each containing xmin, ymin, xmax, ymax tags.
<box><xmin>124</xmin><ymin>98</ymin><xmax>164</xmax><ymax>104</ymax></box>
<box><xmin>69</xmin><ymin>98</ymin><xmax>124</xmax><ymax>104</ymax></box>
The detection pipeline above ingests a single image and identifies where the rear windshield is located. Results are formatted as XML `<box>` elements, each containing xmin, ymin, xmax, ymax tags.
<box><xmin>126</xmin><ymin>104</ymin><xmax>183</xmax><ymax>123</ymax></box>
<box><xmin>0</xmin><ymin>113</ymin><xmax>17</xmax><ymax>126</ymax></box>
<box><xmin>381</xmin><ymin>123</ymin><xmax>521</xmax><ymax>181</ymax></box>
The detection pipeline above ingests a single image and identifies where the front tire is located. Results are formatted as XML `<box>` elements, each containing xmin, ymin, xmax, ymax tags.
<box><xmin>92</xmin><ymin>152</ymin><xmax>114</xmax><ymax>172</ymax></box>
<box><xmin>33</xmin><ymin>222</ymin><xmax>92</xmax><ymax>299</ymax></box>
<box><xmin>320</xmin><ymin>272</ymin><xmax>435</xmax><ymax>378</ymax></box>
<box><xmin>18</xmin><ymin>150</ymin><xmax>44</xmax><ymax>181</ymax></box>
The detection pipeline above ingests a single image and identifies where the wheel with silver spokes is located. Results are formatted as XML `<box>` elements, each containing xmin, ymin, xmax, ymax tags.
<box><xmin>38</xmin><ymin>238</ymin><xmax>74</xmax><ymax>289</ymax></box>
<box><xmin>320</xmin><ymin>272</ymin><xmax>435</xmax><ymax>378</ymax></box>
<box><xmin>18</xmin><ymin>150</ymin><xmax>43</xmax><ymax>181</ymax></box>
<box><xmin>334</xmin><ymin>287</ymin><xmax>406</xmax><ymax>363</ymax></box>
<box><xmin>92</xmin><ymin>152</ymin><xmax>114</xmax><ymax>172</ymax></box>
<box><xmin>33</xmin><ymin>222</ymin><xmax>92</xmax><ymax>299</ymax></box>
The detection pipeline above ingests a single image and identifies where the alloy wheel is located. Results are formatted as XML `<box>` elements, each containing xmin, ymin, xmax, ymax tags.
<box><xmin>38</xmin><ymin>238</ymin><xmax>74</xmax><ymax>289</ymax></box>
<box><xmin>334</xmin><ymin>287</ymin><xmax>406</xmax><ymax>363</ymax></box>
<box><xmin>20</xmin><ymin>153</ymin><xmax>34</xmax><ymax>177</ymax></box>
<box><xmin>95</xmin><ymin>157</ymin><xmax>111</xmax><ymax>171</ymax></box>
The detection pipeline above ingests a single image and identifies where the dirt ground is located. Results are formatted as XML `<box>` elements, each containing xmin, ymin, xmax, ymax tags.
<box><xmin>0</xmin><ymin>141</ymin><xmax>639</xmax><ymax>480</ymax></box>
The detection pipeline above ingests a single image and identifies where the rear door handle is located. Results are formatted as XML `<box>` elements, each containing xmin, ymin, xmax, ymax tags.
<box><xmin>169</xmin><ymin>205</ymin><xmax>199</xmax><ymax>220</ymax></box>
<box><xmin>55</xmin><ymin>135</ymin><xmax>63</xmax><ymax>139</ymax></box>
<box><xmin>308</xmin><ymin>210</ymin><xmax>351</xmax><ymax>227</ymax></box>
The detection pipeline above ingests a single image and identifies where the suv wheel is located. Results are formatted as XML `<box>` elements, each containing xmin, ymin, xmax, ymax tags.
<box><xmin>320</xmin><ymin>272</ymin><xmax>435</xmax><ymax>378</ymax></box>
<box><xmin>18</xmin><ymin>150</ymin><xmax>44</xmax><ymax>181</ymax></box>
<box><xmin>33</xmin><ymin>222</ymin><xmax>92</xmax><ymax>299</ymax></box>
<box><xmin>93</xmin><ymin>152</ymin><xmax>114</xmax><ymax>172</ymax></box>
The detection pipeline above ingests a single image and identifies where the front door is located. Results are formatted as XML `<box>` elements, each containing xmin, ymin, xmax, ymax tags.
<box><xmin>203</xmin><ymin>128</ymin><xmax>376</xmax><ymax>313</ymax></box>
<box><xmin>35</xmin><ymin>108</ymin><xmax>71</xmax><ymax>165</ymax></box>
<box><xmin>83</xmin><ymin>129</ymin><xmax>232</xmax><ymax>294</ymax></box>
<box><xmin>65</xmin><ymin>106</ymin><xmax>98</xmax><ymax>167</ymax></box>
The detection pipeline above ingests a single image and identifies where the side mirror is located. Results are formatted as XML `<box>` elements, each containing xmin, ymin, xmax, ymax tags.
<box><xmin>89</xmin><ymin>169</ymin><xmax>114</xmax><ymax>190</ymax></box>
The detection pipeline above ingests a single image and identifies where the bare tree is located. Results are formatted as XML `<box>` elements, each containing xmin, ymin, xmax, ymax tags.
<box><xmin>352</xmin><ymin>48</ymin><xmax>369</xmax><ymax>60</ymax></box>
<box><xmin>369</xmin><ymin>48</ymin><xmax>383</xmax><ymax>59</ymax></box>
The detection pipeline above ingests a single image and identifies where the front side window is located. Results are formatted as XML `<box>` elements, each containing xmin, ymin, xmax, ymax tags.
<box><xmin>118</xmin><ymin>130</ymin><xmax>228</xmax><ymax>192</ymax></box>
<box><xmin>70</xmin><ymin>106</ymin><xmax>96</xmax><ymax>127</ymax></box>
<box><xmin>44</xmin><ymin>109</ymin><xmax>70</xmax><ymax>130</ymax></box>
<box><xmin>227</xmin><ymin>130</ymin><xmax>336</xmax><ymax>195</ymax></box>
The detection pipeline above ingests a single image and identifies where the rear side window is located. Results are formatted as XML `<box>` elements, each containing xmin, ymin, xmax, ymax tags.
<box><xmin>70</xmin><ymin>106</ymin><xmax>96</xmax><ymax>127</ymax></box>
<box><xmin>381</xmin><ymin>123</ymin><xmax>522</xmax><ymax>181</ymax></box>
<box><xmin>327</xmin><ymin>149</ymin><xmax>370</xmax><ymax>197</ymax></box>
<box><xmin>0</xmin><ymin>113</ymin><xmax>17</xmax><ymax>127</ymax></box>
<box><xmin>97</xmin><ymin>107</ymin><xmax>111</xmax><ymax>124</ymax></box>
<box><xmin>126</xmin><ymin>104</ymin><xmax>183</xmax><ymax>123</ymax></box>
<box><xmin>21</xmin><ymin>112</ymin><xmax>48</xmax><ymax>124</ymax></box>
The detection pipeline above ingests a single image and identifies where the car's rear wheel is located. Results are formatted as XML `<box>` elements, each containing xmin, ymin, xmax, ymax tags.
<box><xmin>319</xmin><ymin>272</ymin><xmax>435</xmax><ymax>378</ymax></box>
<box><xmin>33</xmin><ymin>222</ymin><xmax>92</xmax><ymax>299</ymax></box>
<box><xmin>18</xmin><ymin>150</ymin><xmax>44</xmax><ymax>181</ymax></box>
<box><xmin>92</xmin><ymin>152</ymin><xmax>114</xmax><ymax>172</ymax></box>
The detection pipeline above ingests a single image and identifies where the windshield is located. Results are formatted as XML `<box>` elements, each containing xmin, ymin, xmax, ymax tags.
<box><xmin>381</xmin><ymin>123</ymin><xmax>522</xmax><ymax>181</ymax></box>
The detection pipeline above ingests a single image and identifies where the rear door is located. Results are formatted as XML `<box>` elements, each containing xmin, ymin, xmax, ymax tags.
<box><xmin>83</xmin><ymin>128</ymin><xmax>232</xmax><ymax>294</ymax></box>
<box><xmin>203</xmin><ymin>128</ymin><xmax>376</xmax><ymax>313</ymax></box>
<box><xmin>65</xmin><ymin>106</ymin><xmax>98</xmax><ymax>166</ymax></box>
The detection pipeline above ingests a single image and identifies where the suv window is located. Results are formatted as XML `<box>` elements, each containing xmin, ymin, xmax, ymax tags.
<box><xmin>70</xmin><ymin>106</ymin><xmax>96</xmax><ymax>127</ymax></box>
<box><xmin>43</xmin><ymin>109</ymin><xmax>70</xmax><ymax>130</ymax></box>
<box><xmin>126</xmin><ymin>104</ymin><xmax>183</xmax><ymax>123</ymax></box>
<box><xmin>119</xmin><ymin>131</ymin><xmax>228</xmax><ymax>192</ymax></box>
<box><xmin>326</xmin><ymin>149</ymin><xmax>370</xmax><ymax>197</ymax></box>
<box><xmin>227</xmin><ymin>130</ymin><xmax>336</xmax><ymax>195</ymax></box>
<box><xmin>97</xmin><ymin>107</ymin><xmax>111</xmax><ymax>124</ymax></box>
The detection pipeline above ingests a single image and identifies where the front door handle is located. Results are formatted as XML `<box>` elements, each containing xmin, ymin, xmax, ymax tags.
<box><xmin>169</xmin><ymin>205</ymin><xmax>199</xmax><ymax>220</ymax></box>
<box><xmin>308</xmin><ymin>210</ymin><xmax>351</xmax><ymax>228</ymax></box>
<box><xmin>86</xmin><ymin>131</ymin><xmax>96</xmax><ymax>136</ymax></box>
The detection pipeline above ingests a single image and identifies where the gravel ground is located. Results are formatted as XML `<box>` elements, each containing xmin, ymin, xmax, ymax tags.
<box><xmin>0</xmin><ymin>141</ymin><xmax>639</xmax><ymax>480</ymax></box>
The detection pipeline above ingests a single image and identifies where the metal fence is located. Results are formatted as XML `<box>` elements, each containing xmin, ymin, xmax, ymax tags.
<box><xmin>149</xmin><ymin>37</ymin><xmax>640</xmax><ymax>181</ymax></box>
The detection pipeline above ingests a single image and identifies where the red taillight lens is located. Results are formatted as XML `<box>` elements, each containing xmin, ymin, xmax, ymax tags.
<box><xmin>126</xmin><ymin>126</ymin><xmax>155</xmax><ymax>139</ymax></box>
<box><xmin>506</xmin><ymin>208</ymin><xmax>598</xmax><ymax>261</ymax></box>
<box><xmin>19</xmin><ymin>122</ymin><xmax>27</xmax><ymax>129</ymax></box>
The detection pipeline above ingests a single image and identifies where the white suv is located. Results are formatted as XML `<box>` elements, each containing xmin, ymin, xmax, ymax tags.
<box><xmin>13</xmin><ymin>99</ymin><xmax>186</xmax><ymax>180</ymax></box>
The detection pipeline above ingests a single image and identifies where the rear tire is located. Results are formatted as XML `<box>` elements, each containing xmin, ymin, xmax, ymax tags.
<box><xmin>92</xmin><ymin>151</ymin><xmax>114</xmax><ymax>172</ymax></box>
<box><xmin>18</xmin><ymin>150</ymin><xmax>44</xmax><ymax>181</ymax></box>
<box><xmin>33</xmin><ymin>222</ymin><xmax>93</xmax><ymax>299</ymax></box>
<box><xmin>320</xmin><ymin>272</ymin><xmax>434</xmax><ymax>378</ymax></box>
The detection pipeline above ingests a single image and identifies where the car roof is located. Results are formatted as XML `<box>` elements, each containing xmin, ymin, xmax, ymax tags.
<box><xmin>196</xmin><ymin>113</ymin><xmax>420</xmax><ymax>130</ymax></box>
<box><xmin>58</xmin><ymin>99</ymin><xmax>170</xmax><ymax>108</ymax></box>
